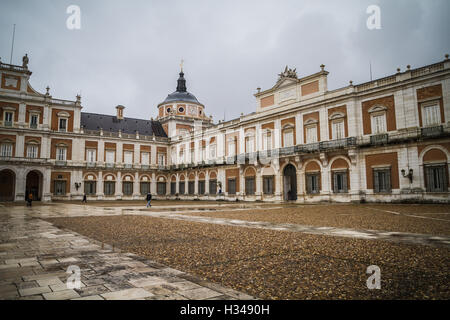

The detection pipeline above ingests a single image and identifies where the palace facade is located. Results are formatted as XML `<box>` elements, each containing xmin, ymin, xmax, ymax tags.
<box><xmin>0</xmin><ymin>55</ymin><xmax>449</xmax><ymax>203</ymax></box>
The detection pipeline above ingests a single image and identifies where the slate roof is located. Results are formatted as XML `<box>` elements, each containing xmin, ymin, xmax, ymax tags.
<box><xmin>81</xmin><ymin>112</ymin><xmax>167</xmax><ymax>138</ymax></box>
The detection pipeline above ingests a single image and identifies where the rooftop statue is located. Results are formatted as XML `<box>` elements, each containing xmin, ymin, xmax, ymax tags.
<box><xmin>278</xmin><ymin>66</ymin><xmax>297</xmax><ymax>80</ymax></box>
<box><xmin>22</xmin><ymin>54</ymin><xmax>29</xmax><ymax>68</ymax></box>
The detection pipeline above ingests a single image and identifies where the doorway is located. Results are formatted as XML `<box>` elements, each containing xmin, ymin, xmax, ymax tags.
<box><xmin>283</xmin><ymin>164</ymin><xmax>297</xmax><ymax>201</ymax></box>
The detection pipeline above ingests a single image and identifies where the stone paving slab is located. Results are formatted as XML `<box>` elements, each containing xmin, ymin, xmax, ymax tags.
<box><xmin>0</xmin><ymin>205</ymin><xmax>254</xmax><ymax>300</ymax></box>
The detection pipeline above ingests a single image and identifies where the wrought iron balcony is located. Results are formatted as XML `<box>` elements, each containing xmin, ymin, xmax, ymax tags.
<box><xmin>55</xmin><ymin>160</ymin><xmax>67</xmax><ymax>166</ymax></box>
<box><xmin>302</xmin><ymin>142</ymin><xmax>320</xmax><ymax>153</ymax></box>
<box><xmin>105</xmin><ymin>163</ymin><xmax>115</xmax><ymax>168</ymax></box>
<box><xmin>279</xmin><ymin>146</ymin><xmax>295</xmax><ymax>156</ymax></box>
<box><xmin>370</xmin><ymin>133</ymin><xmax>388</xmax><ymax>145</ymax></box>
<box><xmin>319</xmin><ymin>137</ymin><xmax>357</xmax><ymax>151</ymax></box>
<box><xmin>421</xmin><ymin>125</ymin><xmax>443</xmax><ymax>138</ymax></box>
<box><xmin>86</xmin><ymin>162</ymin><xmax>96</xmax><ymax>168</ymax></box>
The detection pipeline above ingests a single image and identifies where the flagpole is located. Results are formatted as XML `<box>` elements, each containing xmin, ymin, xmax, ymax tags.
<box><xmin>10</xmin><ymin>24</ymin><xmax>16</xmax><ymax>64</ymax></box>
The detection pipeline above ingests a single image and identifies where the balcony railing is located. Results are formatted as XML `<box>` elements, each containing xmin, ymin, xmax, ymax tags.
<box><xmin>55</xmin><ymin>160</ymin><xmax>67</xmax><ymax>166</ymax></box>
<box><xmin>302</xmin><ymin>142</ymin><xmax>320</xmax><ymax>153</ymax></box>
<box><xmin>279</xmin><ymin>146</ymin><xmax>295</xmax><ymax>156</ymax></box>
<box><xmin>86</xmin><ymin>162</ymin><xmax>96</xmax><ymax>168</ymax></box>
<box><xmin>370</xmin><ymin>133</ymin><xmax>388</xmax><ymax>145</ymax></box>
<box><xmin>319</xmin><ymin>137</ymin><xmax>356</xmax><ymax>151</ymax></box>
<box><xmin>421</xmin><ymin>125</ymin><xmax>444</xmax><ymax>138</ymax></box>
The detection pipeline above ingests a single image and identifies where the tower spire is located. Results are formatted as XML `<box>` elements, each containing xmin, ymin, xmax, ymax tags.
<box><xmin>176</xmin><ymin>63</ymin><xmax>187</xmax><ymax>92</ymax></box>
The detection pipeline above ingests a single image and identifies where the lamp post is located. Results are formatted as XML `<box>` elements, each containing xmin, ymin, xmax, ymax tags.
<box><xmin>401</xmin><ymin>168</ymin><xmax>413</xmax><ymax>183</ymax></box>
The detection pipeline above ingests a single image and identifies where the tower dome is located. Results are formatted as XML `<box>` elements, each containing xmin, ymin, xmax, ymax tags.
<box><xmin>157</xmin><ymin>66</ymin><xmax>207</xmax><ymax>120</ymax></box>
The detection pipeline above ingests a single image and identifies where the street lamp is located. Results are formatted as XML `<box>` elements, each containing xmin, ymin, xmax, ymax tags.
<box><xmin>401</xmin><ymin>168</ymin><xmax>413</xmax><ymax>183</ymax></box>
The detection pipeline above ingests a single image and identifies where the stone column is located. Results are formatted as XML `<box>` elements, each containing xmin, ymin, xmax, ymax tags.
<box><xmin>42</xmin><ymin>168</ymin><xmax>52</xmax><ymax>202</ymax></box>
<box><xmin>133</xmin><ymin>172</ymin><xmax>140</xmax><ymax>198</ymax></box>
<box><xmin>97</xmin><ymin>171</ymin><xmax>104</xmax><ymax>200</ymax></box>
<box><xmin>255</xmin><ymin>167</ymin><xmax>262</xmax><ymax>201</ymax></box>
<box><xmin>116</xmin><ymin>171</ymin><xmax>122</xmax><ymax>199</ymax></box>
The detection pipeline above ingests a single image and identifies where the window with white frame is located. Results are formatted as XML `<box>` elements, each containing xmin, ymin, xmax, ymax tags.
<box><xmin>332</xmin><ymin>120</ymin><xmax>345</xmax><ymax>140</ymax></box>
<box><xmin>263</xmin><ymin>131</ymin><xmax>272</xmax><ymax>151</ymax></box>
<box><xmin>209</xmin><ymin>144</ymin><xmax>216</xmax><ymax>159</ymax></box>
<box><xmin>201</xmin><ymin>147</ymin><xmax>206</xmax><ymax>161</ymax></box>
<box><xmin>124</xmin><ymin>151</ymin><xmax>133</xmax><ymax>164</ymax></box>
<box><xmin>179</xmin><ymin>149</ymin><xmax>184</xmax><ymax>163</ymax></box>
<box><xmin>105</xmin><ymin>150</ymin><xmax>115</xmax><ymax>163</ymax></box>
<box><xmin>0</xmin><ymin>142</ymin><xmax>13</xmax><ymax>157</ymax></box>
<box><xmin>283</xmin><ymin>128</ymin><xmax>294</xmax><ymax>147</ymax></box>
<box><xmin>228</xmin><ymin>139</ymin><xmax>236</xmax><ymax>156</ymax></box>
<box><xmin>422</xmin><ymin>103</ymin><xmax>441</xmax><ymax>126</ymax></box>
<box><xmin>371</xmin><ymin>113</ymin><xmax>386</xmax><ymax>134</ymax></box>
<box><xmin>27</xmin><ymin>145</ymin><xmax>38</xmax><ymax>158</ymax></box>
<box><xmin>158</xmin><ymin>153</ymin><xmax>165</xmax><ymax>166</ymax></box>
<box><xmin>141</xmin><ymin>152</ymin><xmax>150</xmax><ymax>165</ymax></box>
<box><xmin>56</xmin><ymin>147</ymin><xmax>67</xmax><ymax>161</ymax></box>
<box><xmin>58</xmin><ymin>118</ymin><xmax>67</xmax><ymax>132</ymax></box>
<box><xmin>4</xmin><ymin>111</ymin><xmax>13</xmax><ymax>126</ymax></box>
<box><xmin>30</xmin><ymin>114</ymin><xmax>39</xmax><ymax>128</ymax></box>
<box><xmin>245</xmin><ymin>135</ymin><xmax>254</xmax><ymax>153</ymax></box>
<box><xmin>305</xmin><ymin>126</ymin><xmax>317</xmax><ymax>144</ymax></box>
<box><xmin>86</xmin><ymin>149</ymin><xmax>96</xmax><ymax>163</ymax></box>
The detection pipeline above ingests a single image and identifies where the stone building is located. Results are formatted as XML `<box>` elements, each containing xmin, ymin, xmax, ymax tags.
<box><xmin>0</xmin><ymin>54</ymin><xmax>449</xmax><ymax>203</ymax></box>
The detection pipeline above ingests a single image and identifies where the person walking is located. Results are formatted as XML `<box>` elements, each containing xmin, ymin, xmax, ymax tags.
<box><xmin>146</xmin><ymin>193</ymin><xmax>152</xmax><ymax>208</ymax></box>
<box><xmin>27</xmin><ymin>192</ymin><xmax>33</xmax><ymax>207</ymax></box>
<box><xmin>82</xmin><ymin>193</ymin><xmax>87</xmax><ymax>203</ymax></box>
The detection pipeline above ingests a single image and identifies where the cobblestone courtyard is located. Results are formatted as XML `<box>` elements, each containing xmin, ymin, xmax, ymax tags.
<box><xmin>1</xmin><ymin>201</ymin><xmax>449</xmax><ymax>299</ymax></box>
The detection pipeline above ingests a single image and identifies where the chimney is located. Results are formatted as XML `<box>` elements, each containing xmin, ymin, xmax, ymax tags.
<box><xmin>116</xmin><ymin>105</ymin><xmax>125</xmax><ymax>120</ymax></box>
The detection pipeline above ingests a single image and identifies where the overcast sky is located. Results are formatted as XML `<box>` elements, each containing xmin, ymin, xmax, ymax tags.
<box><xmin>1</xmin><ymin>0</ymin><xmax>449</xmax><ymax>121</ymax></box>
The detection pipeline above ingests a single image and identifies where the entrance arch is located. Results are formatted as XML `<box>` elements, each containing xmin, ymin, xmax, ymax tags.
<box><xmin>0</xmin><ymin>169</ymin><xmax>16</xmax><ymax>201</ymax></box>
<box><xmin>26</xmin><ymin>170</ymin><xmax>43</xmax><ymax>201</ymax></box>
<box><xmin>283</xmin><ymin>164</ymin><xmax>297</xmax><ymax>201</ymax></box>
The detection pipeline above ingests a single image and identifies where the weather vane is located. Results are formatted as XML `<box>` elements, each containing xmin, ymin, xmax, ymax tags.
<box><xmin>180</xmin><ymin>59</ymin><xmax>184</xmax><ymax>72</ymax></box>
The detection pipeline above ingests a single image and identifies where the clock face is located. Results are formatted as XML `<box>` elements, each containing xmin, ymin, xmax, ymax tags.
<box><xmin>187</xmin><ymin>105</ymin><xmax>197</xmax><ymax>116</ymax></box>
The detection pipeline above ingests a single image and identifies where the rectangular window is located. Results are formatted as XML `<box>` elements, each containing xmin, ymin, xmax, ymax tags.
<box><xmin>157</xmin><ymin>182</ymin><xmax>166</xmax><ymax>195</ymax></box>
<box><xmin>425</xmin><ymin>164</ymin><xmax>447</xmax><ymax>192</ymax></box>
<box><xmin>56</xmin><ymin>147</ymin><xmax>67</xmax><ymax>161</ymax></box>
<box><xmin>373</xmin><ymin>168</ymin><xmax>391</xmax><ymax>193</ymax></box>
<box><xmin>306</xmin><ymin>173</ymin><xmax>320</xmax><ymax>194</ymax></box>
<box><xmin>27</xmin><ymin>145</ymin><xmax>38</xmax><ymax>158</ymax></box>
<box><xmin>104</xmin><ymin>181</ymin><xmax>115</xmax><ymax>195</ymax></box>
<box><xmin>84</xmin><ymin>181</ymin><xmax>96</xmax><ymax>195</ymax></box>
<box><xmin>201</xmin><ymin>147</ymin><xmax>206</xmax><ymax>161</ymax></box>
<box><xmin>0</xmin><ymin>143</ymin><xmax>13</xmax><ymax>157</ymax></box>
<box><xmin>371</xmin><ymin>114</ymin><xmax>386</xmax><ymax>134</ymax></box>
<box><xmin>86</xmin><ymin>149</ymin><xmax>96</xmax><ymax>163</ymax></box>
<box><xmin>332</xmin><ymin>120</ymin><xmax>345</xmax><ymax>140</ymax></box>
<box><xmin>170</xmin><ymin>182</ymin><xmax>176</xmax><ymax>195</ymax></box>
<box><xmin>54</xmin><ymin>181</ymin><xmax>66</xmax><ymax>195</ymax></box>
<box><xmin>122</xmin><ymin>182</ymin><xmax>133</xmax><ymax>195</ymax></box>
<box><xmin>284</xmin><ymin>130</ymin><xmax>294</xmax><ymax>147</ymax></box>
<box><xmin>179</xmin><ymin>182</ymin><xmax>185</xmax><ymax>194</ymax></box>
<box><xmin>30</xmin><ymin>114</ymin><xmax>38</xmax><ymax>128</ymax></box>
<box><xmin>158</xmin><ymin>153</ymin><xmax>165</xmax><ymax>166</ymax></box>
<box><xmin>209</xmin><ymin>145</ymin><xmax>216</xmax><ymax>159</ymax></box>
<box><xmin>209</xmin><ymin>179</ymin><xmax>217</xmax><ymax>195</ymax></box>
<box><xmin>245</xmin><ymin>137</ymin><xmax>254</xmax><ymax>153</ymax></box>
<box><xmin>140</xmin><ymin>182</ymin><xmax>150</xmax><ymax>195</ymax></box>
<box><xmin>188</xmin><ymin>181</ymin><xmax>195</xmax><ymax>194</ymax></box>
<box><xmin>4</xmin><ymin>112</ymin><xmax>13</xmax><ymax>126</ymax></box>
<box><xmin>245</xmin><ymin>177</ymin><xmax>255</xmax><ymax>195</ymax></box>
<box><xmin>124</xmin><ymin>151</ymin><xmax>133</xmax><ymax>164</ymax></box>
<box><xmin>228</xmin><ymin>178</ymin><xmax>236</xmax><ymax>195</ymax></box>
<box><xmin>141</xmin><ymin>152</ymin><xmax>150</xmax><ymax>165</ymax></box>
<box><xmin>263</xmin><ymin>132</ymin><xmax>272</xmax><ymax>150</ymax></box>
<box><xmin>106</xmin><ymin>150</ymin><xmax>115</xmax><ymax>163</ymax></box>
<box><xmin>263</xmin><ymin>176</ymin><xmax>274</xmax><ymax>194</ymax></box>
<box><xmin>305</xmin><ymin>126</ymin><xmax>317</xmax><ymax>144</ymax></box>
<box><xmin>198</xmin><ymin>181</ymin><xmax>205</xmax><ymax>195</ymax></box>
<box><xmin>422</xmin><ymin>104</ymin><xmax>441</xmax><ymax>126</ymax></box>
<box><xmin>333</xmin><ymin>171</ymin><xmax>348</xmax><ymax>193</ymax></box>
<box><xmin>228</xmin><ymin>141</ymin><xmax>236</xmax><ymax>156</ymax></box>
<box><xmin>59</xmin><ymin>118</ymin><xmax>67</xmax><ymax>132</ymax></box>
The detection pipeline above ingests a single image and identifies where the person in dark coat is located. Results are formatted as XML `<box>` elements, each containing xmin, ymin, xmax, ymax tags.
<box><xmin>27</xmin><ymin>193</ymin><xmax>33</xmax><ymax>207</ymax></box>
<box><xmin>82</xmin><ymin>194</ymin><xmax>87</xmax><ymax>203</ymax></box>
<box><xmin>146</xmin><ymin>193</ymin><xmax>152</xmax><ymax>208</ymax></box>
